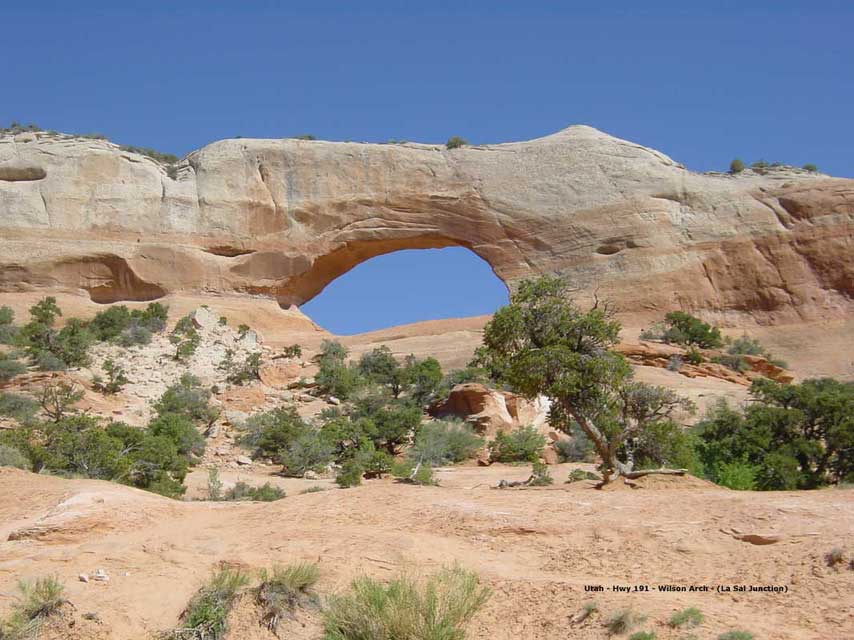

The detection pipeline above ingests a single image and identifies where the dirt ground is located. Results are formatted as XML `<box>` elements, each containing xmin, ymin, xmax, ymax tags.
<box><xmin>1</xmin><ymin>465</ymin><xmax>851</xmax><ymax>640</ymax></box>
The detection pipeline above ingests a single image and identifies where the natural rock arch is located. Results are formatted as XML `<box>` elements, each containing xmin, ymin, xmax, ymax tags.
<box><xmin>0</xmin><ymin>126</ymin><xmax>851</xmax><ymax>323</ymax></box>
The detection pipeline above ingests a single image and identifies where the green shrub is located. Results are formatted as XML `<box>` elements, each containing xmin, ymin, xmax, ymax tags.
<box><xmin>529</xmin><ymin>460</ymin><xmax>553</xmax><ymax>486</ymax></box>
<box><xmin>0</xmin><ymin>444</ymin><xmax>29</xmax><ymax>469</ymax></box>
<box><xmin>718</xmin><ymin>632</ymin><xmax>754</xmax><ymax>640</ymax></box>
<box><xmin>88</xmin><ymin>305</ymin><xmax>133</xmax><ymax>341</ymax></box>
<box><xmin>410</xmin><ymin>420</ymin><xmax>484</xmax><ymax>465</ymax></box>
<box><xmin>715</xmin><ymin>460</ymin><xmax>757</xmax><ymax>490</ymax></box>
<box><xmin>727</xmin><ymin>335</ymin><xmax>787</xmax><ymax>368</ymax></box>
<box><xmin>207</xmin><ymin>468</ymin><xmax>223</xmax><ymax>500</ymax></box>
<box><xmin>170</xmin><ymin>314</ymin><xmax>201</xmax><ymax>361</ymax></box>
<box><xmin>257</xmin><ymin>563</ymin><xmax>320</xmax><ymax>632</ymax></box>
<box><xmin>282</xmin><ymin>344</ymin><xmax>302</xmax><ymax>359</ymax></box>
<box><xmin>605</xmin><ymin>608</ymin><xmax>646</xmax><ymax>634</ymax></box>
<box><xmin>51</xmin><ymin>318</ymin><xmax>94</xmax><ymax>367</ymax></box>
<box><xmin>242</xmin><ymin>405</ymin><xmax>312</xmax><ymax>461</ymax></box>
<box><xmin>0</xmin><ymin>392</ymin><xmax>39</xmax><ymax>424</ymax></box>
<box><xmin>166</xmin><ymin>567</ymin><xmax>249</xmax><ymax>640</ymax></box>
<box><xmin>391</xmin><ymin>458</ymin><xmax>437</xmax><ymax>485</ymax></box>
<box><xmin>0</xmin><ymin>354</ymin><xmax>27</xmax><ymax>382</ymax></box>
<box><xmin>0</xmin><ymin>576</ymin><xmax>66</xmax><ymax>638</ymax></box>
<box><xmin>729</xmin><ymin>158</ymin><xmax>745</xmax><ymax>174</ymax></box>
<box><xmin>555</xmin><ymin>423</ymin><xmax>595</xmax><ymax>462</ymax></box>
<box><xmin>277</xmin><ymin>430</ymin><xmax>333</xmax><ymax>477</ymax></box>
<box><xmin>154</xmin><ymin>374</ymin><xmax>219</xmax><ymax>427</ymax></box>
<box><xmin>669</xmin><ymin>607</ymin><xmax>704</xmax><ymax>628</ymax></box>
<box><xmin>119</xmin><ymin>145</ymin><xmax>178</xmax><ymax>164</ymax></box>
<box><xmin>446</xmin><ymin>136</ymin><xmax>468</xmax><ymax>149</ymax></box>
<box><xmin>567</xmin><ymin>468</ymin><xmax>601</xmax><ymax>483</ymax></box>
<box><xmin>301</xmin><ymin>485</ymin><xmax>327</xmax><ymax>494</ymax></box>
<box><xmin>315</xmin><ymin>340</ymin><xmax>364</xmax><ymax>400</ymax></box>
<box><xmin>662</xmin><ymin>311</ymin><xmax>723</xmax><ymax>348</ymax></box>
<box><xmin>322</xmin><ymin>566</ymin><xmax>490</xmax><ymax>640</ymax></box>
<box><xmin>93</xmin><ymin>358</ymin><xmax>129</xmax><ymax>394</ymax></box>
<box><xmin>335</xmin><ymin>459</ymin><xmax>364</xmax><ymax>488</ymax></box>
<box><xmin>802</xmin><ymin>163</ymin><xmax>818</xmax><ymax>172</ymax></box>
<box><xmin>147</xmin><ymin>413</ymin><xmax>206</xmax><ymax>457</ymax></box>
<box><xmin>628</xmin><ymin>633</ymin><xmax>656</xmax><ymax>640</ymax></box>
<box><xmin>696</xmin><ymin>378</ymin><xmax>853</xmax><ymax>489</ymax></box>
<box><xmin>631</xmin><ymin>419</ymin><xmax>702</xmax><ymax>473</ymax></box>
<box><xmin>685</xmin><ymin>347</ymin><xmax>704</xmax><ymax>365</ymax></box>
<box><xmin>222</xmin><ymin>350</ymin><xmax>262</xmax><ymax>385</ymax></box>
<box><xmin>0</xmin><ymin>306</ymin><xmax>17</xmax><ymax>344</ymax></box>
<box><xmin>291</xmin><ymin>134</ymin><xmax>316</xmax><ymax>140</ymax></box>
<box><xmin>224</xmin><ymin>481</ymin><xmax>285</xmax><ymax>501</ymax></box>
<box><xmin>489</xmin><ymin>425</ymin><xmax>546</xmax><ymax>463</ymax></box>
<box><xmin>404</xmin><ymin>355</ymin><xmax>444</xmax><ymax>404</ymax></box>
<box><xmin>39</xmin><ymin>381</ymin><xmax>84</xmax><ymax>422</ymax></box>
<box><xmin>712</xmin><ymin>353</ymin><xmax>749</xmax><ymax>373</ymax></box>
<box><xmin>358</xmin><ymin>346</ymin><xmax>404</xmax><ymax>396</ymax></box>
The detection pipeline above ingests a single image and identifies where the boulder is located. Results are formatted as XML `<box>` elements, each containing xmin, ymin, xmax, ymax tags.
<box><xmin>190</xmin><ymin>306</ymin><xmax>218</xmax><ymax>330</ymax></box>
<box><xmin>258</xmin><ymin>361</ymin><xmax>302</xmax><ymax>389</ymax></box>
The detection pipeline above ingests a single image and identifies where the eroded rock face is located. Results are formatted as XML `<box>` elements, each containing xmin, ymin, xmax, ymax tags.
<box><xmin>1</xmin><ymin>127</ymin><xmax>851</xmax><ymax>323</ymax></box>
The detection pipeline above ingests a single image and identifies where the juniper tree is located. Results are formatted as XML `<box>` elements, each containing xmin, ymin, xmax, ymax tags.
<box><xmin>474</xmin><ymin>276</ymin><xmax>693</xmax><ymax>485</ymax></box>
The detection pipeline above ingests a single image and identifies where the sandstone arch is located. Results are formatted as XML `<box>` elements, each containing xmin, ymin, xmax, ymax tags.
<box><xmin>0</xmin><ymin>126</ymin><xmax>851</xmax><ymax>323</ymax></box>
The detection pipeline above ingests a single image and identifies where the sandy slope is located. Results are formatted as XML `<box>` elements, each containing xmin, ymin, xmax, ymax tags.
<box><xmin>1</xmin><ymin>466</ymin><xmax>851</xmax><ymax>640</ymax></box>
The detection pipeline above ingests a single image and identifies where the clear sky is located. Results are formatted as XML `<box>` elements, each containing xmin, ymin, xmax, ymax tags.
<box><xmin>3</xmin><ymin>1</ymin><xmax>851</xmax><ymax>333</ymax></box>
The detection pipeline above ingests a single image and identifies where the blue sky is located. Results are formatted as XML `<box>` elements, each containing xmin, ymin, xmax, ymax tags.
<box><xmin>3</xmin><ymin>1</ymin><xmax>851</xmax><ymax>333</ymax></box>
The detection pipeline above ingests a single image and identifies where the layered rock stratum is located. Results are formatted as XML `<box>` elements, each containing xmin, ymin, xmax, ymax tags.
<box><xmin>1</xmin><ymin>126</ymin><xmax>851</xmax><ymax>324</ymax></box>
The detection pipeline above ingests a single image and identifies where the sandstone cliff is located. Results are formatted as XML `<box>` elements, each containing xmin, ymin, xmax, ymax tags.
<box><xmin>1</xmin><ymin>126</ymin><xmax>851</xmax><ymax>324</ymax></box>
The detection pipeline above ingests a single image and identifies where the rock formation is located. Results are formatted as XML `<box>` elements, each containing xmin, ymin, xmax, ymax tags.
<box><xmin>1</xmin><ymin>127</ymin><xmax>851</xmax><ymax>323</ymax></box>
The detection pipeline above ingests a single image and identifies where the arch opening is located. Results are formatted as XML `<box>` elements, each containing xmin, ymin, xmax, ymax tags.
<box><xmin>299</xmin><ymin>246</ymin><xmax>509</xmax><ymax>335</ymax></box>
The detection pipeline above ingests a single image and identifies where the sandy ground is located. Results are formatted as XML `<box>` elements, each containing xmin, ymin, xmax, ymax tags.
<box><xmin>1</xmin><ymin>465</ymin><xmax>852</xmax><ymax>640</ymax></box>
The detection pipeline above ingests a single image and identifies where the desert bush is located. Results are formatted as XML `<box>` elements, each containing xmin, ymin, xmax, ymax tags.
<box><xmin>0</xmin><ymin>306</ymin><xmax>17</xmax><ymax>344</ymax></box>
<box><xmin>92</xmin><ymin>358</ymin><xmax>129</xmax><ymax>394</ymax></box>
<box><xmin>391</xmin><ymin>458</ymin><xmax>437</xmax><ymax>485</ymax></box>
<box><xmin>605</xmin><ymin>608</ymin><xmax>646</xmax><ymax>634</ymax></box>
<box><xmin>154</xmin><ymin>374</ymin><xmax>219</xmax><ymax>427</ymax></box>
<box><xmin>718</xmin><ymin>632</ymin><xmax>754</xmax><ymax>640</ymax></box>
<box><xmin>410</xmin><ymin>420</ymin><xmax>483</xmax><ymax>465</ymax></box>
<box><xmin>0</xmin><ymin>576</ymin><xmax>66</xmax><ymax>639</ymax></box>
<box><xmin>630</xmin><ymin>419</ymin><xmax>701</xmax><ymax>473</ymax></box>
<box><xmin>669</xmin><ymin>607</ymin><xmax>704</xmax><ymax>628</ymax></box>
<box><xmin>403</xmin><ymin>355</ymin><xmax>444</xmax><ymax>404</ymax></box>
<box><xmin>667</xmin><ymin>354</ymin><xmax>683</xmax><ymax>372</ymax></box>
<box><xmin>628</xmin><ymin>633</ymin><xmax>656</xmax><ymax>640</ymax></box>
<box><xmin>824</xmin><ymin>548</ymin><xmax>845</xmax><ymax>568</ymax></box>
<box><xmin>39</xmin><ymin>381</ymin><xmax>84</xmax><ymax>422</ymax></box>
<box><xmin>147</xmin><ymin>413</ymin><xmax>206</xmax><ymax>457</ymax></box>
<box><xmin>282</xmin><ymin>344</ymin><xmax>302</xmax><ymax>359</ymax></box>
<box><xmin>358</xmin><ymin>346</ymin><xmax>404</xmax><ymax>395</ymax></box>
<box><xmin>695</xmin><ymin>378</ymin><xmax>853</xmax><ymax>489</ymax></box>
<box><xmin>685</xmin><ymin>346</ymin><xmax>704</xmax><ymax>365</ymax></box>
<box><xmin>224</xmin><ymin>481</ymin><xmax>285</xmax><ymax>501</ymax></box>
<box><xmin>291</xmin><ymin>134</ymin><xmax>316</xmax><ymax>140</ymax></box>
<box><xmin>0</xmin><ymin>392</ymin><xmax>39</xmax><ymax>424</ymax></box>
<box><xmin>52</xmin><ymin>318</ymin><xmax>95</xmax><ymax>367</ymax></box>
<box><xmin>529</xmin><ymin>460</ymin><xmax>553</xmax><ymax>486</ymax></box>
<box><xmin>802</xmin><ymin>163</ymin><xmax>818</xmax><ymax>172</ymax></box>
<box><xmin>322</xmin><ymin>565</ymin><xmax>490</xmax><ymax>640</ymax></box>
<box><xmin>119</xmin><ymin>144</ymin><xmax>178</xmax><ymax>164</ymax></box>
<box><xmin>662</xmin><ymin>311</ymin><xmax>723</xmax><ymax>348</ymax></box>
<box><xmin>256</xmin><ymin>563</ymin><xmax>320</xmax><ymax>632</ymax></box>
<box><xmin>729</xmin><ymin>158</ymin><xmax>745</xmax><ymax>174</ymax></box>
<box><xmin>301</xmin><ymin>485</ymin><xmax>327</xmax><ymax>494</ymax></box>
<box><xmin>166</xmin><ymin>567</ymin><xmax>249</xmax><ymax>640</ymax></box>
<box><xmin>170</xmin><ymin>315</ymin><xmax>201</xmax><ymax>361</ymax></box>
<box><xmin>727</xmin><ymin>335</ymin><xmax>787</xmax><ymax>368</ymax></box>
<box><xmin>555</xmin><ymin>423</ymin><xmax>595</xmax><ymax>462</ymax></box>
<box><xmin>277</xmin><ymin>430</ymin><xmax>334</xmax><ymax>477</ymax></box>
<box><xmin>567</xmin><ymin>468</ymin><xmax>600</xmax><ymax>483</ymax></box>
<box><xmin>0</xmin><ymin>444</ymin><xmax>29</xmax><ymax>469</ymax></box>
<box><xmin>0</xmin><ymin>353</ymin><xmax>27</xmax><ymax>382</ymax></box>
<box><xmin>488</xmin><ymin>425</ymin><xmax>546</xmax><ymax>463</ymax></box>
<box><xmin>242</xmin><ymin>405</ymin><xmax>312</xmax><ymax>461</ymax></box>
<box><xmin>207</xmin><ymin>468</ymin><xmax>223</xmax><ymax>500</ymax></box>
<box><xmin>88</xmin><ymin>305</ymin><xmax>133</xmax><ymax>341</ymax></box>
<box><xmin>220</xmin><ymin>349</ymin><xmax>262</xmax><ymax>385</ymax></box>
<box><xmin>335</xmin><ymin>459</ymin><xmax>365</xmax><ymax>488</ymax></box>
<box><xmin>714</xmin><ymin>460</ymin><xmax>757</xmax><ymax>490</ymax></box>
<box><xmin>711</xmin><ymin>354</ymin><xmax>749</xmax><ymax>373</ymax></box>
<box><xmin>446</xmin><ymin>136</ymin><xmax>468</xmax><ymax>149</ymax></box>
